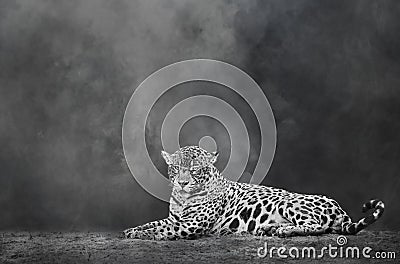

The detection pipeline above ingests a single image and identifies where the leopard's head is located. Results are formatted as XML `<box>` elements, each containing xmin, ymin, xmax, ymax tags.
<box><xmin>161</xmin><ymin>146</ymin><xmax>220</xmax><ymax>197</ymax></box>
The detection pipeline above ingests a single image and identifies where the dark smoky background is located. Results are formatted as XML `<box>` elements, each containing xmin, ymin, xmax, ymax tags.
<box><xmin>0</xmin><ymin>0</ymin><xmax>399</xmax><ymax>231</ymax></box>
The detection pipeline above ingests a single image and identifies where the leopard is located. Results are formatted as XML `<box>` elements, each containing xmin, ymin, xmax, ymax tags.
<box><xmin>123</xmin><ymin>146</ymin><xmax>384</xmax><ymax>240</ymax></box>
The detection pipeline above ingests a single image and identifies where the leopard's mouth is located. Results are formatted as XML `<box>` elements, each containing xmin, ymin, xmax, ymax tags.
<box><xmin>178</xmin><ymin>188</ymin><xmax>208</xmax><ymax>199</ymax></box>
<box><xmin>188</xmin><ymin>190</ymin><xmax>208</xmax><ymax>198</ymax></box>
<box><xmin>178</xmin><ymin>190</ymin><xmax>189</xmax><ymax>195</ymax></box>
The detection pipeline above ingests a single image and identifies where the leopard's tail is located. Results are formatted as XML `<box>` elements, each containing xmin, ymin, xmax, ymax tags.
<box><xmin>341</xmin><ymin>199</ymin><xmax>384</xmax><ymax>235</ymax></box>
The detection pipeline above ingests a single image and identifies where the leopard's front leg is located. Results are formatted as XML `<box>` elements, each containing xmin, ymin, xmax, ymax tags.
<box><xmin>124</xmin><ymin>203</ymin><xmax>219</xmax><ymax>240</ymax></box>
<box><xmin>124</xmin><ymin>219</ymin><xmax>161</xmax><ymax>233</ymax></box>
<box><xmin>123</xmin><ymin>217</ymin><xmax>177</xmax><ymax>240</ymax></box>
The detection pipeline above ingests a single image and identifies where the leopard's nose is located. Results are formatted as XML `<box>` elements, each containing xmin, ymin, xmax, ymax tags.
<box><xmin>179</xmin><ymin>180</ymin><xmax>189</xmax><ymax>187</ymax></box>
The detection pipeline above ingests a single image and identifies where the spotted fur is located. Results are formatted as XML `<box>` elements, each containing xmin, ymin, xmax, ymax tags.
<box><xmin>123</xmin><ymin>146</ymin><xmax>384</xmax><ymax>239</ymax></box>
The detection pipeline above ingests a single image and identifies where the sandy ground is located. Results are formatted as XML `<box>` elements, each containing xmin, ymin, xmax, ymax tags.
<box><xmin>0</xmin><ymin>231</ymin><xmax>398</xmax><ymax>263</ymax></box>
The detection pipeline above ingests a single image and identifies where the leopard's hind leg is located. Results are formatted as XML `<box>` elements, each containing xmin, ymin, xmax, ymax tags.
<box><xmin>255</xmin><ymin>222</ymin><xmax>294</xmax><ymax>236</ymax></box>
<box><xmin>272</xmin><ymin>198</ymin><xmax>333</xmax><ymax>237</ymax></box>
<box><xmin>275</xmin><ymin>222</ymin><xmax>327</xmax><ymax>237</ymax></box>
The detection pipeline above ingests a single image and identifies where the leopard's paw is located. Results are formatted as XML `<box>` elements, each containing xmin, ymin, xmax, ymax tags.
<box><xmin>257</xmin><ymin>226</ymin><xmax>277</xmax><ymax>236</ymax></box>
<box><xmin>123</xmin><ymin>228</ymin><xmax>135</xmax><ymax>239</ymax></box>
<box><xmin>276</xmin><ymin>226</ymin><xmax>291</xmax><ymax>238</ymax></box>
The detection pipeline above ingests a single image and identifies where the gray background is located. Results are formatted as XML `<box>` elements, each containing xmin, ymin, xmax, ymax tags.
<box><xmin>0</xmin><ymin>0</ymin><xmax>399</xmax><ymax>231</ymax></box>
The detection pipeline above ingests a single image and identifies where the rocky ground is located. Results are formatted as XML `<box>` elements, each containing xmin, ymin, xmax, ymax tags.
<box><xmin>0</xmin><ymin>231</ymin><xmax>398</xmax><ymax>263</ymax></box>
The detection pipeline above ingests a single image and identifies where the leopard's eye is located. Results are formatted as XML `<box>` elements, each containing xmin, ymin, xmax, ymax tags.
<box><xmin>190</xmin><ymin>166</ymin><xmax>202</xmax><ymax>174</ymax></box>
<box><xmin>169</xmin><ymin>165</ymin><xmax>179</xmax><ymax>174</ymax></box>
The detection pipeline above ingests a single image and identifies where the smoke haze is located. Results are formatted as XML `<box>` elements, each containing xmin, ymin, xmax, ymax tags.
<box><xmin>0</xmin><ymin>0</ymin><xmax>399</xmax><ymax>230</ymax></box>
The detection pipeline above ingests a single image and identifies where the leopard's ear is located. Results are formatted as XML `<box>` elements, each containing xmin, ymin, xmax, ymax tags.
<box><xmin>209</xmin><ymin>151</ymin><xmax>219</xmax><ymax>164</ymax></box>
<box><xmin>161</xmin><ymin>150</ymin><xmax>173</xmax><ymax>165</ymax></box>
